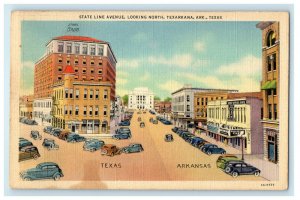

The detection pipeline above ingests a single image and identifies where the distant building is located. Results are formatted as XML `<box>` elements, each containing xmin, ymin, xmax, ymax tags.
<box><xmin>257</xmin><ymin>22</ymin><xmax>280</xmax><ymax>163</ymax></box>
<box><xmin>207</xmin><ymin>92</ymin><xmax>263</xmax><ymax>154</ymax></box>
<box><xmin>19</xmin><ymin>95</ymin><xmax>34</xmax><ymax>119</ymax></box>
<box><xmin>171</xmin><ymin>84</ymin><xmax>237</xmax><ymax>129</ymax></box>
<box><xmin>128</xmin><ymin>87</ymin><xmax>154</xmax><ymax>110</ymax></box>
<box><xmin>52</xmin><ymin>65</ymin><xmax>111</xmax><ymax>134</ymax></box>
<box><xmin>33</xmin><ymin>98</ymin><xmax>52</xmax><ymax>125</ymax></box>
<box><xmin>154</xmin><ymin>101</ymin><xmax>172</xmax><ymax>114</ymax></box>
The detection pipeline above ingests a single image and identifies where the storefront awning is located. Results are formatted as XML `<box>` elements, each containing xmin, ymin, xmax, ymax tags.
<box><xmin>261</xmin><ymin>80</ymin><xmax>276</xmax><ymax>90</ymax></box>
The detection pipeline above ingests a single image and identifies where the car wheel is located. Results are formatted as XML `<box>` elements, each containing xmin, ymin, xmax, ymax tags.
<box><xmin>254</xmin><ymin>171</ymin><xmax>260</xmax><ymax>177</ymax></box>
<box><xmin>71</xmin><ymin>140</ymin><xmax>76</xmax><ymax>143</ymax></box>
<box><xmin>23</xmin><ymin>177</ymin><xmax>31</xmax><ymax>181</ymax></box>
<box><xmin>53</xmin><ymin>174</ymin><xmax>61</xmax><ymax>181</ymax></box>
<box><xmin>225</xmin><ymin>167</ymin><xmax>231</xmax><ymax>173</ymax></box>
<box><xmin>221</xmin><ymin>151</ymin><xmax>226</xmax><ymax>155</ymax></box>
<box><xmin>207</xmin><ymin>151</ymin><xmax>212</xmax><ymax>155</ymax></box>
<box><xmin>232</xmin><ymin>171</ymin><xmax>239</xmax><ymax>178</ymax></box>
<box><xmin>33</xmin><ymin>154</ymin><xmax>39</xmax><ymax>160</ymax></box>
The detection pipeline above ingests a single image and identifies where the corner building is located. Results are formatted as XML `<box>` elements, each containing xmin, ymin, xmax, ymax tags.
<box><xmin>256</xmin><ymin>22</ymin><xmax>280</xmax><ymax>164</ymax></box>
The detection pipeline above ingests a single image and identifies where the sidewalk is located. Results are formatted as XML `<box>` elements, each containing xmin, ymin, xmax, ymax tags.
<box><xmin>193</xmin><ymin>129</ymin><xmax>279</xmax><ymax>181</ymax></box>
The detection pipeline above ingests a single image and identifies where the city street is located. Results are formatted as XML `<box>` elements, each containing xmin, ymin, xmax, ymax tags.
<box><xmin>19</xmin><ymin>111</ymin><xmax>266</xmax><ymax>181</ymax></box>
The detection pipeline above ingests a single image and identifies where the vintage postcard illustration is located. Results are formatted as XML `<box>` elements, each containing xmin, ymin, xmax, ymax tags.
<box><xmin>10</xmin><ymin>11</ymin><xmax>289</xmax><ymax>190</ymax></box>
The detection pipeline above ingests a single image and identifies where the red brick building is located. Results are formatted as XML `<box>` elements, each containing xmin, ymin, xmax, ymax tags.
<box><xmin>154</xmin><ymin>101</ymin><xmax>172</xmax><ymax>114</ymax></box>
<box><xmin>34</xmin><ymin>36</ymin><xmax>117</xmax><ymax>100</ymax></box>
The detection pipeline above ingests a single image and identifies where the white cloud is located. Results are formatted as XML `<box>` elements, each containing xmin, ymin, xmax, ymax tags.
<box><xmin>181</xmin><ymin>73</ymin><xmax>225</xmax><ymax>89</ymax></box>
<box><xmin>217</xmin><ymin>55</ymin><xmax>261</xmax><ymax>77</ymax></box>
<box><xmin>118</xmin><ymin>58</ymin><xmax>141</xmax><ymax>68</ymax></box>
<box><xmin>117</xmin><ymin>77</ymin><xmax>128</xmax><ymax>85</ymax></box>
<box><xmin>22</xmin><ymin>61</ymin><xmax>35</xmax><ymax>69</ymax></box>
<box><xmin>194</xmin><ymin>41</ymin><xmax>205</xmax><ymax>52</ymax></box>
<box><xmin>116</xmin><ymin>88</ymin><xmax>129</xmax><ymax>97</ymax></box>
<box><xmin>158</xmin><ymin>80</ymin><xmax>183</xmax><ymax>94</ymax></box>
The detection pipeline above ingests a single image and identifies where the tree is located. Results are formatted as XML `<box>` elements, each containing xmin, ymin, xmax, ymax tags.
<box><xmin>164</xmin><ymin>97</ymin><xmax>172</xmax><ymax>102</ymax></box>
<box><xmin>122</xmin><ymin>95</ymin><xmax>129</xmax><ymax>106</ymax></box>
<box><xmin>154</xmin><ymin>96</ymin><xmax>161</xmax><ymax>101</ymax></box>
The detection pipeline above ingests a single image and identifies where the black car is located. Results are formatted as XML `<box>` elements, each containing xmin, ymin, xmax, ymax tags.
<box><xmin>225</xmin><ymin>162</ymin><xmax>261</xmax><ymax>177</ymax></box>
<box><xmin>119</xmin><ymin>120</ymin><xmax>130</xmax><ymax>126</ymax></box>
<box><xmin>164</xmin><ymin>134</ymin><xmax>174</xmax><ymax>142</ymax></box>
<box><xmin>42</xmin><ymin>138</ymin><xmax>59</xmax><ymax>150</ymax></box>
<box><xmin>30</xmin><ymin>130</ymin><xmax>42</xmax><ymax>140</ymax></box>
<box><xmin>51</xmin><ymin>129</ymin><xmax>62</xmax><ymax>137</ymax></box>
<box><xmin>43</xmin><ymin>126</ymin><xmax>53</xmax><ymax>133</ymax></box>
<box><xmin>19</xmin><ymin>139</ymin><xmax>33</xmax><ymax>151</ymax></box>
<box><xmin>66</xmin><ymin>133</ymin><xmax>86</xmax><ymax>143</ymax></box>
<box><xmin>171</xmin><ymin>127</ymin><xmax>179</xmax><ymax>133</ymax></box>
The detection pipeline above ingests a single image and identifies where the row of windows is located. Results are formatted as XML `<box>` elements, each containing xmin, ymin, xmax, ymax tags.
<box><xmin>267</xmin><ymin>104</ymin><xmax>278</xmax><ymax>120</ymax></box>
<box><xmin>33</xmin><ymin>101</ymin><xmax>52</xmax><ymax>108</ymax></box>
<box><xmin>58</xmin><ymin>66</ymin><xmax>103</xmax><ymax>74</ymax></box>
<box><xmin>54</xmin><ymin>105</ymin><xmax>108</xmax><ymax>117</ymax></box>
<box><xmin>58</xmin><ymin>57</ymin><xmax>103</xmax><ymax>66</ymax></box>
<box><xmin>54</xmin><ymin>88</ymin><xmax>108</xmax><ymax>100</ymax></box>
<box><xmin>267</xmin><ymin>54</ymin><xmax>277</xmax><ymax>71</ymax></box>
<box><xmin>57</xmin><ymin>42</ymin><xmax>104</xmax><ymax>56</ymax></box>
<box><xmin>208</xmin><ymin>107</ymin><xmax>247</xmax><ymax>124</ymax></box>
<box><xmin>56</xmin><ymin>76</ymin><xmax>103</xmax><ymax>81</ymax></box>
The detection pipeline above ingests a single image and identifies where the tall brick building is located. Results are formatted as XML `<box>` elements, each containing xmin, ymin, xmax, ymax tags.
<box><xmin>256</xmin><ymin>22</ymin><xmax>280</xmax><ymax>164</ymax></box>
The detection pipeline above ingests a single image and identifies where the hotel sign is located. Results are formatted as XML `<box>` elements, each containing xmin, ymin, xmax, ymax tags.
<box><xmin>227</xmin><ymin>100</ymin><xmax>246</xmax><ymax>121</ymax></box>
<box><xmin>219</xmin><ymin>128</ymin><xmax>245</xmax><ymax>137</ymax></box>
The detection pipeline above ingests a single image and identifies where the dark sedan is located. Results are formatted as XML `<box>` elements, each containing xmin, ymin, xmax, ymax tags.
<box><xmin>172</xmin><ymin>127</ymin><xmax>179</xmax><ymax>133</ymax></box>
<box><xmin>224</xmin><ymin>162</ymin><xmax>261</xmax><ymax>177</ymax></box>
<box><xmin>19</xmin><ymin>139</ymin><xmax>33</xmax><ymax>151</ymax></box>
<box><xmin>202</xmin><ymin>144</ymin><xmax>226</xmax><ymax>155</ymax></box>
<box><xmin>119</xmin><ymin>121</ymin><xmax>130</xmax><ymax>126</ymax></box>
<box><xmin>112</xmin><ymin>132</ymin><xmax>131</xmax><ymax>140</ymax></box>
<box><xmin>43</xmin><ymin>126</ymin><xmax>53</xmax><ymax>133</ymax></box>
<box><xmin>66</xmin><ymin>133</ymin><xmax>86</xmax><ymax>143</ymax></box>
<box><xmin>190</xmin><ymin>137</ymin><xmax>205</xmax><ymax>146</ymax></box>
<box><xmin>122</xmin><ymin>144</ymin><xmax>144</xmax><ymax>153</ymax></box>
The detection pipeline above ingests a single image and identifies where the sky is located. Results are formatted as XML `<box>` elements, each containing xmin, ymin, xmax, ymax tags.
<box><xmin>21</xmin><ymin>21</ymin><xmax>262</xmax><ymax>98</ymax></box>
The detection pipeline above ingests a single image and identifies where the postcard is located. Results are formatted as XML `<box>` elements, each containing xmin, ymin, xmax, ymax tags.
<box><xmin>10</xmin><ymin>11</ymin><xmax>289</xmax><ymax>190</ymax></box>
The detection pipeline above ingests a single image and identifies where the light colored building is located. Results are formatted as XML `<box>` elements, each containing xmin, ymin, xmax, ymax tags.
<box><xmin>33</xmin><ymin>98</ymin><xmax>52</xmax><ymax>125</ymax></box>
<box><xmin>19</xmin><ymin>95</ymin><xmax>34</xmax><ymax>119</ymax></box>
<box><xmin>52</xmin><ymin>65</ymin><xmax>111</xmax><ymax>134</ymax></box>
<box><xmin>207</xmin><ymin>92</ymin><xmax>263</xmax><ymax>154</ymax></box>
<box><xmin>171</xmin><ymin>84</ymin><xmax>237</xmax><ymax>129</ymax></box>
<box><xmin>128</xmin><ymin>87</ymin><xmax>154</xmax><ymax>110</ymax></box>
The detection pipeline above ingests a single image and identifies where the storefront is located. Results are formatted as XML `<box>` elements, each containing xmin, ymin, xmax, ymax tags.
<box><xmin>265</xmin><ymin>128</ymin><xmax>278</xmax><ymax>163</ymax></box>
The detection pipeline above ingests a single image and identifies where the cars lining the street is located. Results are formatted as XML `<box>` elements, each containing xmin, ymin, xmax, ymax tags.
<box><xmin>122</xmin><ymin>143</ymin><xmax>144</xmax><ymax>153</ymax></box>
<box><xmin>83</xmin><ymin>139</ymin><xmax>105</xmax><ymax>152</ymax></box>
<box><xmin>42</xmin><ymin>138</ymin><xmax>59</xmax><ymax>150</ymax></box>
<box><xmin>66</xmin><ymin>133</ymin><xmax>86</xmax><ymax>143</ymax></box>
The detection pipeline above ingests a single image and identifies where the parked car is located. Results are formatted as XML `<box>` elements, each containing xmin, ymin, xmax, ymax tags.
<box><xmin>83</xmin><ymin>139</ymin><xmax>105</xmax><ymax>152</ymax></box>
<box><xmin>199</xmin><ymin>143</ymin><xmax>212</xmax><ymax>151</ymax></box>
<box><xmin>119</xmin><ymin>121</ymin><xmax>130</xmax><ymax>126</ymax></box>
<box><xmin>43</xmin><ymin>126</ymin><xmax>53</xmax><ymax>133</ymax></box>
<box><xmin>224</xmin><ymin>162</ymin><xmax>261</xmax><ymax>177</ymax></box>
<box><xmin>164</xmin><ymin>134</ymin><xmax>174</xmax><ymax>142</ymax></box>
<box><xmin>100</xmin><ymin>144</ymin><xmax>122</xmax><ymax>157</ymax></box>
<box><xmin>116</xmin><ymin>127</ymin><xmax>131</xmax><ymax>135</ymax></box>
<box><xmin>216</xmin><ymin>154</ymin><xmax>240</xmax><ymax>169</ymax></box>
<box><xmin>42</xmin><ymin>138</ymin><xmax>59</xmax><ymax>150</ymax></box>
<box><xmin>58</xmin><ymin>130</ymin><xmax>71</xmax><ymax>140</ymax></box>
<box><xmin>19</xmin><ymin>140</ymin><xmax>33</xmax><ymax>150</ymax></box>
<box><xmin>112</xmin><ymin>132</ymin><xmax>131</xmax><ymax>140</ymax></box>
<box><xmin>19</xmin><ymin>146</ymin><xmax>40</xmax><ymax>161</ymax></box>
<box><xmin>66</xmin><ymin>133</ymin><xmax>85</xmax><ymax>143</ymax></box>
<box><xmin>30</xmin><ymin>130</ymin><xmax>42</xmax><ymax>140</ymax></box>
<box><xmin>20</xmin><ymin>162</ymin><xmax>64</xmax><ymax>181</ymax></box>
<box><xmin>140</xmin><ymin>122</ymin><xmax>145</xmax><ymax>128</ymax></box>
<box><xmin>161</xmin><ymin>120</ymin><xmax>172</xmax><ymax>125</ymax></box>
<box><xmin>122</xmin><ymin>144</ymin><xmax>144</xmax><ymax>153</ymax></box>
<box><xmin>51</xmin><ymin>128</ymin><xmax>62</xmax><ymax>137</ymax></box>
<box><xmin>171</xmin><ymin>127</ymin><xmax>179</xmax><ymax>133</ymax></box>
<box><xmin>202</xmin><ymin>144</ymin><xmax>226</xmax><ymax>155</ymax></box>
<box><xmin>190</xmin><ymin>137</ymin><xmax>205</xmax><ymax>146</ymax></box>
<box><xmin>196</xmin><ymin>141</ymin><xmax>210</xmax><ymax>150</ymax></box>
<box><xmin>182</xmin><ymin>132</ymin><xmax>195</xmax><ymax>141</ymax></box>
<box><xmin>216</xmin><ymin>154</ymin><xmax>238</xmax><ymax>164</ymax></box>
<box><xmin>26</xmin><ymin>119</ymin><xmax>38</xmax><ymax>125</ymax></box>
<box><xmin>152</xmin><ymin>119</ymin><xmax>158</xmax><ymax>124</ymax></box>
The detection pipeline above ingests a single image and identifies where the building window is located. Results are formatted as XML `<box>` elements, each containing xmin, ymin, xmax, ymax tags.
<box><xmin>274</xmin><ymin>104</ymin><xmax>277</xmax><ymax>120</ymax></box>
<box><xmin>82</xmin><ymin>45</ymin><xmax>88</xmax><ymax>55</ymax></box>
<box><xmin>58</xmin><ymin>58</ymin><xmax>63</xmax><ymax>63</ymax></box>
<box><xmin>83</xmin><ymin>106</ymin><xmax>87</xmax><ymax>116</ymax></box>
<box><xmin>75</xmin><ymin>89</ymin><xmax>79</xmax><ymax>99</ymax></box>
<box><xmin>98</xmin><ymin>69</ymin><xmax>102</xmax><ymax>74</ymax></box>
<box><xmin>90</xmin><ymin>46</ymin><xmax>96</xmax><ymax>55</ymax></box>
<box><xmin>66</xmin><ymin>59</ymin><xmax>70</xmax><ymax>65</ymax></box>
<box><xmin>66</xmin><ymin>43</ymin><xmax>72</xmax><ymax>54</ymax></box>
<box><xmin>74</xmin><ymin>76</ymin><xmax>78</xmax><ymax>80</ymax></box>
<box><xmin>84</xmin><ymin>89</ymin><xmax>87</xmax><ymax>99</ymax></box>
<box><xmin>273</xmin><ymin>88</ymin><xmax>277</xmax><ymax>95</ymax></box>
<box><xmin>64</xmin><ymin>105</ymin><xmax>68</xmax><ymax>115</ymax></box>
<box><xmin>267</xmin><ymin>89</ymin><xmax>272</xmax><ymax>96</ymax></box>
<box><xmin>82</xmin><ymin>68</ymin><xmax>86</xmax><ymax>74</ymax></box>
<box><xmin>58</xmin><ymin>66</ymin><xmax>62</xmax><ymax>71</ymax></box>
<box><xmin>104</xmin><ymin>106</ymin><xmax>107</xmax><ymax>116</ymax></box>
<box><xmin>243</xmin><ymin>108</ymin><xmax>246</xmax><ymax>123</ymax></box>
<box><xmin>89</xmin><ymin>106</ymin><xmax>93</xmax><ymax>116</ymax></box>
<box><xmin>99</xmin><ymin>61</ymin><xmax>103</xmax><ymax>66</ymax></box>
<box><xmin>65</xmin><ymin>89</ymin><xmax>69</xmax><ymax>98</ymax></box>
<box><xmin>267</xmin><ymin>31</ymin><xmax>276</xmax><ymax>47</ymax></box>
<box><xmin>75</xmin><ymin>60</ymin><xmax>79</xmax><ymax>65</ymax></box>
<box><xmin>98</xmin><ymin>46</ymin><xmax>104</xmax><ymax>56</ymax></box>
<box><xmin>90</xmin><ymin>89</ymin><xmax>93</xmax><ymax>99</ymax></box>
<box><xmin>69</xmin><ymin>105</ymin><xmax>72</xmax><ymax>115</ymax></box>
<box><xmin>261</xmin><ymin>107</ymin><xmax>263</xmax><ymax>119</ymax></box>
<box><xmin>58</xmin><ymin>43</ymin><xmax>64</xmax><ymax>53</ymax></box>
<box><xmin>69</xmin><ymin>89</ymin><xmax>73</xmax><ymax>98</ymax></box>
<box><xmin>83</xmin><ymin>60</ymin><xmax>86</xmax><ymax>65</ymax></box>
<box><xmin>104</xmin><ymin>90</ymin><xmax>108</xmax><ymax>99</ymax></box>
<box><xmin>187</xmin><ymin>105</ymin><xmax>190</xmax><ymax>112</ymax></box>
<box><xmin>91</xmin><ymin>69</ymin><xmax>94</xmax><ymax>74</ymax></box>
<box><xmin>95</xmin><ymin>90</ymin><xmax>99</xmax><ymax>100</ymax></box>
<box><xmin>75</xmin><ymin>106</ymin><xmax>79</xmax><ymax>115</ymax></box>
<box><xmin>186</xmin><ymin>95</ymin><xmax>190</xmax><ymax>102</ymax></box>
<box><xmin>273</xmin><ymin>54</ymin><xmax>277</xmax><ymax>70</ymax></box>
<box><xmin>268</xmin><ymin>104</ymin><xmax>272</xmax><ymax>119</ymax></box>
<box><xmin>75</xmin><ymin>44</ymin><xmax>80</xmax><ymax>54</ymax></box>
<box><xmin>74</xmin><ymin>68</ymin><xmax>78</xmax><ymax>72</ymax></box>
<box><xmin>95</xmin><ymin>106</ymin><xmax>99</xmax><ymax>116</ymax></box>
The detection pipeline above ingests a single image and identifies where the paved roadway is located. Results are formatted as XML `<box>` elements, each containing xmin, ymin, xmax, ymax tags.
<box><xmin>18</xmin><ymin>111</ymin><xmax>266</xmax><ymax>181</ymax></box>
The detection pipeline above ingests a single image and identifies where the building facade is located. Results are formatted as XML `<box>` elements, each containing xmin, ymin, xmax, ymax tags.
<box><xmin>256</xmin><ymin>22</ymin><xmax>280</xmax><ymax>163</ymax></box>
<box><xmin>19</xmin><ymin>95</ymin><xmax>34</xmax><ymax>119</ymax></box>
<box><xmin>171</xmin><ymin>84</ymin><xmax>237</xmax><ymax>129</ymax></box>
<box><xmin>33</xmin><ymin>98</ymin><xmax>52</xmax><ymax>125</ymax></box>
<box><xmin>52</xmin><ymin>66</ymin><xmax>111</xmax><ymax>134</ymax></box>
<box><xmin>154</xmin><ymin>101</ymin><xmax>172</xmax><ymax>114</ymax></box>
<box><xmin>128</xmin><ymin>87</ymin><xmax>154</xmax><ymax>110</ymax></box>
<box><xmin>206</xmin><ymin>92</ymin><xmax>263</xmax><ymax>154</ymax></box>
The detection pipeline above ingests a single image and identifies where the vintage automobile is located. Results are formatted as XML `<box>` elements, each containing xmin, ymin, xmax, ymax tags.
<box><xmin>58</xmin><ymin>130</ymin><xmax>71</xmax><ymax>140</ymax></box>
<box><xmin>161</xmin><ymin>120</ymin><xmax>172</xmax><ymax>125</ymax></box>
<box><xmin>20</xmin><ymin>162</ymin><xmax>64</xmax><ymax>181</ymax></box>
<box><xmin>83</xmin><ymin>139</ymin><xmax>105</xmax><ymax>152</ymax></box>
<box><xmin>122</xmin><ymin>144</ymin><xmax>144</xmax><ymax>153</ymax></box>
<box><xmin>25</xmin><ymin>119</ymin><xmax>38</xmax><ymax>125</ymax></box>
<box><xmin>224</xmin><ymin>162</ymin><xmax>261</xmax><ymax>177</ymax></box>
<box><xmin>216</xmin><ymin>155</ymin><xmax>241</xmax><ymax>169</ymax></box>
<box><xmin>149</xmin><ymin>117</ymin><xmax>153</xmax><ymax>122</ymax></box>
<box><xmin>119</xmin><ymin>120</ymin><xmax>130</xmax><ymax>126</ymax></box>
<box><xmin>42</xmin><ymin>138</ymin><xmax>59</xmax><ymax>150</ymax></box>
<box><xmin>50</xmin><ymin>128</ymin><xmax>62</xmax><ymax>137</ymax></box>
<box><xmin>112</xmin><ymin>132</ymin><xmax>131</xmax><ymax>140</ymax></box>
<box><xmin>100</xmin><ymin>144</ymin><xmax>122</xmax><ymax>157</ymax></box>
<box><xmin>66</xmin><ymin>133</ymin><xmax>86</xmax><ymax>143</ymax></box>
<box><xmin>171</xmin><ymin>127</ymin><xmax>179</xmax><ymax>133</ymax></box>
<box><xmin>202</xmin><ymin>144</ymin><xmax>226</xmax><ymax>155</ymax></box>
<box><xmin>216</xmin><ymin>154</ymin><xmax>238</xmax><ymax>164</ymax></box>
<box><xmin>152</xmin><ymin>119</ymin><xmax>158</xmax><ymax>124</ymax></box>
<box><xmin>19</xmin><ymin>146</ymin><xmax>40</xmax><ymax>161</ymax></box>
<box><xmin>164</xmin><ymin>134</ymin><xmax>174</xmax><ymax>142</ymax></box>
<box><xmin>115</xmin><ymin>127</ymin><xmax>131</xmax><ymax>135</ymax></box>
<box><xmin>19</xmin><ymin>139</ymin><xmax>33</xmax><ymax>151</ymax></box>
<box><xmin>43</xmin><ymin>126</ymin><xmax>53</xmax><ymax>134</ymax></box>
<box><xmin>140</xmin><ymin>122</ymin><xmax>145</xmax><ymax>128</ymax></box>
<box><xmin>189</xmin><ymin>137</ymin><xmax>205</xmax><ymax>146</ymax></box>
<box><xmin>30</xmin><ymin>130</ymin><xmax>42</xmax><ymax>140</ymax></box>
